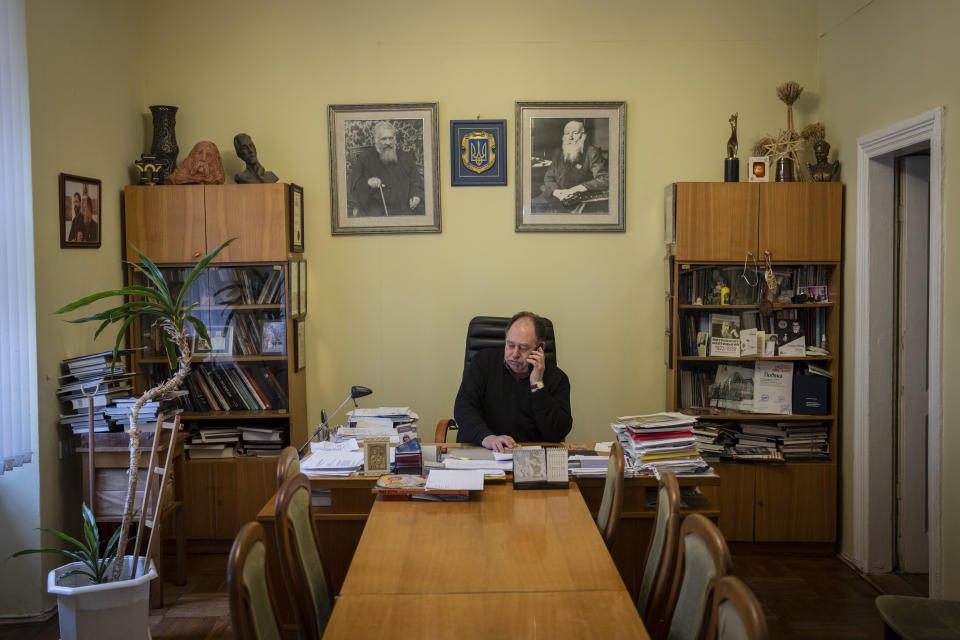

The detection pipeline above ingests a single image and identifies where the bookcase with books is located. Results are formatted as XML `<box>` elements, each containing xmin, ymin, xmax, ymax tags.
<box><xmin>664</xmin><ymin>181</ymin><xmax>841</xmax><ymax>547</ymax></box>
<box><xmin>123</xmin><ymin>184</ymin><xmax>306</xmax><ymax>541</ymax></box>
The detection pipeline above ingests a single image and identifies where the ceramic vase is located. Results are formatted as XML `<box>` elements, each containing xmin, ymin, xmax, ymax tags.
<box><xmin>149</xmin><ymin>105</ymin><xmax>179</xmax><ymax>182</ymax></box>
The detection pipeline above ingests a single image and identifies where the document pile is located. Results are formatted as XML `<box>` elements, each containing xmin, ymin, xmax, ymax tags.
<box><xmin>568</xmin><ymin>447</ymin><xmax>614</xmax><ymax>478</ymax></box>
<box><xmin>185</xmin><ymin>427</ymin><xmax>239</xmax><ymax>459</ymax></box>
<box><xmin>730</xmin><ymin>422</ymin><xmax>785</xmax><ymax>461</ymax></box>
<box><xmin>239</xmin><ymin>426</ymin><xmax>284</xmax><ymax>457</ymax></box>
<box><xmin>439</xmin><ymin>445</ymin><xmax>511</xmax><ymax>478</ymax></box>
<box><xmin>301</xmin><ymin>439</ymin><xmax>365</xmax><ymax>476</ymax></box>
<box><xmin>611</xmin><ymin>412</ymin><xmax>711</xmax><ymax>476</ymax></box>
<box><xmin>56</xmin><ymin>350</ymin><xmax>138</xmax><ymax>434</ymax></box>
<box><xmin>339</xmin><ymin>407</ymin><xmax>419</xmax><ymax>443</ymax></box>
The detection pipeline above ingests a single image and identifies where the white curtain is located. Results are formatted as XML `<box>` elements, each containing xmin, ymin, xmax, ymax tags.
<box><xmin>0</xmin><ymin>0</ymin><xmax>38</xmax><ymax>475</ymax></box>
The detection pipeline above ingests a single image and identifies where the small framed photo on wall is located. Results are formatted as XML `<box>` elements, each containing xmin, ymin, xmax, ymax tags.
<box><xmin>289</xmin><ymin>183</ymin><xmax>304</xmax><ymax>252</ymax></box>
<box><xmin>450</xmin><ymin>119</ymin><xmax>507</xmax><ymax>186</ymax></box>
<box><xmin>59</xmin><ymin>173</ymin><xmax>102</xmax><ymax>248</ymax></box>
<box><xmin>294</xmin><ymin>319</ymin><xmax>306</xmax><ymax>372</ymax></box>
<box><xmin>288</xmin><ymin>259</ymin><xmax>300</xmax><ymax>318</ymax></box>
<box><xmin>515</xmin><ymin>101</ymin><xmax>626</xmax><ymax>232</ymax></box>
<box><xmin>327</xmin><ymin>102</ymin><xmax>441</xmax><ymax>235</ymax></box>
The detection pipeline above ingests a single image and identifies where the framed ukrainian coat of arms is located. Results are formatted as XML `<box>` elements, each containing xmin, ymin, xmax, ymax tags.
<box><xmin>450</xmin><ymin>119</ymin><xmax>507</xmax><ymax>186</ymax></box>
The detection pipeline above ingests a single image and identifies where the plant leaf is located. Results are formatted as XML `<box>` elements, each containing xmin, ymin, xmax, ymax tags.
<box><xmin>11</xmin><ymin>548</ymin><xmax>87</xmax><ymax>564</ymax></box>
<box><xmin>185</xmin><ymin>315</ymin><xmax>210</xmax><ymax>346</ymax></box>
<box><xmin>30</xmin><ymin>527</ymin><xmax>91</xmax><ymax>556</ymax></box>
<box><xmin>129</xmin><ymin>244</ymin><xmax>173</xmax><ymax>305</ymax></box>
<box><xmin>57</xmin><ymin>568</ymin><xmax>103</xmax><ymax>584</ymax></box>
<box><xmin>176</xmin><ymin>238</ymin><xmax>236</xmax><ymax>311</ymax></box>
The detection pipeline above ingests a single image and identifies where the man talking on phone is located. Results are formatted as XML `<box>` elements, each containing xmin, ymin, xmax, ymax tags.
<box><xmin>454</xmin><ymin>312</ymin><xmax>572</xmax><ymax>452</ymax></box>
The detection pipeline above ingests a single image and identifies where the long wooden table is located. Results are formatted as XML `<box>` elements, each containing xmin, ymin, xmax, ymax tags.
<box><xmin>323</xmin><ymin>482</ymin><xmax>649</xmax><ymax>639</ymax></box>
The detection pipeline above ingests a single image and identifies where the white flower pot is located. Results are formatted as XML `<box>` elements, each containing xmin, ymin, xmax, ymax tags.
<box><xmin>47</xmin><ymin>555</ymin><xmax>157</xmax><ymax>640</ymax></box>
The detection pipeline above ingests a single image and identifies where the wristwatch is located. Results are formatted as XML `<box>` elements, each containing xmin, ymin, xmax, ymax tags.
<box><xmin>530</xmin><ymin>380</ymin><xmax>544</xmax><ymax>392</ymax></box>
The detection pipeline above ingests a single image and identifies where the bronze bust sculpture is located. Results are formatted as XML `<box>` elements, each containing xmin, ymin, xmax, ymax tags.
<box><xmin>727</xmin><ymin>113</ymin><xmax>738</xmax><ymax>159</ymax></box>
<box><xmin>808</xmin><ymin>139</ymin><xmax>840</xmax><ymax>182</ymax></box>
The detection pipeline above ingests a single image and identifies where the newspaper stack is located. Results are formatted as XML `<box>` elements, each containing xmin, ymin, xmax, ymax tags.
<box><xmin>56</xmin><ymin>350</ymin><xmax>137</xmax><ymax>434</ymax></box>
<box><xmin>611</xmin><ymin>412</ymin><xmax>711</xmax><ymax>477</ymax></box>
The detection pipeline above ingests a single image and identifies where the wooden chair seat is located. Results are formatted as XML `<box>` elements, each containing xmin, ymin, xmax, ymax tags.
<box><xmin>875</xmin><ymin>595</ymin><xmax>960</xmax><ymax>639</ymax></box>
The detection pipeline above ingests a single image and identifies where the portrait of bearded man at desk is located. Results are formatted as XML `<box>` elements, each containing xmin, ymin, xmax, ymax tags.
<box><xmin>530</xmin><ymin>119</ymin><xmax>609</xmax><ymax>214</ymax></box>
<box><xmin>347</xmin><ymin>120</ymin><xmax>425</xmax><ymax>217</ymax></box>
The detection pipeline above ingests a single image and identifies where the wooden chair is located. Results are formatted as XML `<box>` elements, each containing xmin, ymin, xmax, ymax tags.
<box><xmin>637</xmin><ymin>470</ymin><xmax>681</xmax><ymax>636</ymax></box>
<box><xmin>704</xmin><ymin>575</ymin><xmax>769</xmax><ymax>640</ymax></box>
<box><xmin>274</xmin><ymin>472</ymin><xmax>334</xmax><ymax>640</ymax></box>
<box><xmin>276</xmin><ymin>445</ymin><xmax>300</xmax><ymax>487</ymax></box>
<box><xmin>595</xmin><ymin>441</ymin><xmax>624</xmax><ymax>550</ymax></box>
<box><xmin>875</xmin><ymin>595</ymin><xmax>960</xmax><ymax>639</ymax></box>
<box><xmin>228</xmin><ymin>522</ymin><xmax>283</xmax><ymax>640</ymax></box>
<box><xmin>663</xmin><ymin>513</ymin><xmax>733</xmax><ymax>640</ymax></box>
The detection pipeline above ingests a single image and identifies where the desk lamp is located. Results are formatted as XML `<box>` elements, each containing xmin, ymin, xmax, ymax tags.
<box><xmin>297</xmin><ymin>385</ymin><xmax>372</xmax><ymax>458</ymax></box>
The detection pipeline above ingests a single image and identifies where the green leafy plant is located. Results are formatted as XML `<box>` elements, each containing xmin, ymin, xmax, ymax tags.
<box><xmin>13</xmin><ymin>503</ymin><xmax>122</xmax><ymax>584</ymax></box>
<box><xmin>54</xmin><ymin>238</ymin><xmax>234</xmax><ymax>581</ymax></box>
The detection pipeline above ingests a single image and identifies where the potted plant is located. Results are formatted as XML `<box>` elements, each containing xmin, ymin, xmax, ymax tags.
<box><xmin>21</xmin><ymin>239</ymin><xmax>233</xmax><ymax>638</ymax></box>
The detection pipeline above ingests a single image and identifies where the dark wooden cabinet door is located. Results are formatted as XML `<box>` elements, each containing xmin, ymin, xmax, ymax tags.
<box><xmin>674</xmin><ymin>183</ymin><xmax>759</xmax><ymax>261</ymax></box>
<box><xmin>204</xmin><ymin>184</ymin><xmax>288</xmax><ymax>263</ymax></box>
<box><xmin>124</xmin><ymin>186</ymin><xmax>206</xmax><ymax>263</ymax></box>
<box><xmin>754</xmin><ymin>463</ymin><xmax>837</xmax><ymax>542</ymax></box>
<box><xmin>759</xmin><ymin>182</ymin><xmax>842</xmax><ymax>262</ymax></box>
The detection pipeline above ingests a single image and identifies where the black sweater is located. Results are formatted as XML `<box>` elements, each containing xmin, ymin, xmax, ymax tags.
<box><xmin>453</xmin><ymin>348</ymin><xmax>572</xmax><ymax>445</ymax></box>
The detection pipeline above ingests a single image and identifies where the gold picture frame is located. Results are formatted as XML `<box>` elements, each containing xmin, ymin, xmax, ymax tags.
<box><xmin>363</xmin><ymin>436</ymin><xmax>391</xmax><ymax>476</ymax></box>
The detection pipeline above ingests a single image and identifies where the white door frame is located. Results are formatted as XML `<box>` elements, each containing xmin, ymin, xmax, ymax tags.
<box><xmin>853</xmin><ymin>107</ymin><xmax>944</xmax><ymax>596</ymax></box>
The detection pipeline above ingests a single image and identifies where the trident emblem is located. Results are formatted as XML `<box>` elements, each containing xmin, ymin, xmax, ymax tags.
<box><xmin>461</xmin><ymin>131</ymin><xmax>496</xmax><ymax>174</ymax></box>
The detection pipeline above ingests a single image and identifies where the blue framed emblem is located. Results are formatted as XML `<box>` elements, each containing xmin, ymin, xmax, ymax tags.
<box><xmin>450</xmin><ymin>119</ymin><xmax>507</xmax><ymax>186</ymax></box>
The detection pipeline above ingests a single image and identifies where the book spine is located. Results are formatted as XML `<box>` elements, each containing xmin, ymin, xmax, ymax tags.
<box><xmin>239</xmin><ymin>364</ymin><xmax>272</xmax><ymax>410</ymax></box>
<box><xmin>232</xmin><ymin>365</ymin><xmax>266</xmax><ymax>410</ymax></box>
<box><xmin>205</xmin><ymin>367</ymin><xmax>235</xmax><ymax>411</ymax></box>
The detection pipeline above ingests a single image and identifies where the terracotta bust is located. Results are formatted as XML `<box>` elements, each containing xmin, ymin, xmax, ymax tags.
<box><xmin>165</xmin><ymin>141</ymin><xmax>225</xmax><ymax>185</ymax></box>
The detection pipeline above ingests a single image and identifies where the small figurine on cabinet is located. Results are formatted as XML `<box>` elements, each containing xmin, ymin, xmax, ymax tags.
<box><xmin>802</xmin><ymin>123</ymin><xmax>840</xmax><ymax>182</ymax></box>
<box><xmin>234</xmin><ymin>133</ymin><xmax>279</xmax><ymax>184</ymax></box>
<box><xmin>708</xmin><ymin>272</ymin><xmax>726</xmax><ymax>305</ymax></box>
<box><xmin>165</xmin><ymin>141</ymin><xmax>226</xmax><ymax>185</ymax></box>
<box><xmin>724</xmin><ymin>113</ymin><xmax>739</xmax><ymax>182</ymax></box>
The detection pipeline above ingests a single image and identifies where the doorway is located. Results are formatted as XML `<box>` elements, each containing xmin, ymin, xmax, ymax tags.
<box><xmin>852</xmin><ymin>108</ymin><xmax>943</xmax><ymax>597</ymax></box>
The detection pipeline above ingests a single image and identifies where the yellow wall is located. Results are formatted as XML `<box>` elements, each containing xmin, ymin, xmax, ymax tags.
<box><xmin>140</xmin><ymin>0</ymin><xmax>819</xmax><ymax>443</ymax></box>
<box><xmin>0</xmin><ymin>0</ymin><xmax>143</xmax><ymax>615</ymax></box>
<box><xmin>818</xmin><ymin>0</ymin><xmax>960</xmax><ymax>597</ymax></box>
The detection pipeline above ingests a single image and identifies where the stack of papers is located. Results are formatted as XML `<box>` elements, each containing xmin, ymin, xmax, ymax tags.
<box><xmin>300</xmin><ymin>450</ymin><xmax>365</xmax><ymax>476</ymax></box>
<box><xmin>611</xmin><ymin>412</ymin><xmax>712</xmax><ymax>477</ymax></box>
<box><xmin>424</xmin><ymin>469</ymin><xmax>484</xmax><ymax>491</ymax></box>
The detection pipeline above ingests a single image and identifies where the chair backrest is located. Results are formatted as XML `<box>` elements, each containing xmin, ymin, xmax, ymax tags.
<box><xmin>638</xmin><ymin>470</ymin><xmax>681</xmax><ymax>633</ymax></box>
<box><xmin>227</xmin><ymin>521</ymin><xmax>282</xmax><ymax>640</ymax></box>
<box><xmin>463</xmin><ymin>315</ymin><xmax>557</xmax><ymax>374</ymax></box>
<box><xmin>706</xmin><ymin>575</ymin><xmax>769</xmax><ymax>640</ymax></box>
<box><xmin>276</xmin><ymin>446</ymin><xmax>300</xmax><ymax>488</ymax></box>
<box><xmin>665</xmin><ymin>513</ymin><xmax>733</xmax><ymax>640</ymax></box>
<box><xmin>596</xmin><ymin>441</ymin><xmax>625</xmax><ymax>550</ymax></box>
<box><xmin>274</xmin><ymin>473</ymin><xmax>333</xmax><ymax>640</ymax></box>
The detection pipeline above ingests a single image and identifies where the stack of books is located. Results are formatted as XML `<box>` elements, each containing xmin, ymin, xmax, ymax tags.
<box><xmin>338</xmin><ymin>407</ymin><xmax>420</xmax><ymax>443</ymax></box>
<box><xmin>184</xmin><ymin>426</ymin><xmax>240</xmax><ymax>459</ymax></box>
<box><xmin>692</xmin><ymin>422</ymin><xmax>725</xmax><ymax>462</ymax></box>
<box><xmin>56</xmin><ymin>350</ymin><xmax>137</xmax><ymax>434</ymax></box>
<box><xmin>172</xmin><ymin>364</ymin><xmax>287</xmax><ymax>412</ymax></box>
<box><xmin>728</xmin><ymin>422</ymin><xmax>785</xmax><ymax>461</ymax></box>
<box><xmin>779</xmin><ymin>421</ymin><xmax>830</xmax><ymax>460</ymax></box>
<box><xmin>103</xmin><ymin>398</ymin><xmax>161</xmax><ymax>431</ymax></box>
<box><xmin>394</xmin><ymin>437</ymin><xmax>422</xmax><ymax>475</ymax></box>
<box><xmin>611</xmin><ymin>412</ymin><xmax>711</xmax><ymax>476</ymax></box>
<box><xmin>240</xmin><ymin>425</ymin><xmax>285</xmax><ymax>457</ymax></box>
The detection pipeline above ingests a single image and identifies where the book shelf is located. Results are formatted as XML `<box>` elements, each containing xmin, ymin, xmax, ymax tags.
<box><xmin>123</xmin><ymin>184</ymin><xmax>306</xmax><ymax>541</ymax></box>
<box><xmin>664</xmin><ymin>181</ymin><xmax>841</xmax><ymax>547</ymax></box>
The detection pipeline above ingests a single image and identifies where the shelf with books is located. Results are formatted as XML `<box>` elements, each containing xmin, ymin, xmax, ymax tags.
<box><xmin>138</xmin><ymin>356</ymin><xmax>287</xmax><ymax>363</ymax></box>
<box><xmin>665</xmin><ymin>181</ymin><xmax>841</xmax><ymax>546</ymax></box>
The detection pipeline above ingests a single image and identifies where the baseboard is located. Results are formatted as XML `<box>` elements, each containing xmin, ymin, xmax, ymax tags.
<box><xmin>0</xmin><ymin>605</ymin><xmax>57</xmax><ymax>625</ymax></box>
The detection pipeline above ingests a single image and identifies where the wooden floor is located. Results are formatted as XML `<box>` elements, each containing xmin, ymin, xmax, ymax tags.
<box><xmin>1</xmin><ymin>551</ymin><xmax>898</xmax><ymax>639</ymax></box>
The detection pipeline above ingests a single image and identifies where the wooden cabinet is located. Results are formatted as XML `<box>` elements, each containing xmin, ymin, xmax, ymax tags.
<box><xmin>671</xmin><ymin>182</ymin><xmax>842</xmax><ymax>262</ymax></box>
<box><xmin>666</xmin><ymin>182</ymin><xmax>842</xmax><ymax>547</ymax></box>
<box><xmin>124</xmin><ymin>184</ymin><xmax>305</xmax><ymax>542</ymax></box>
<box><xmin>124</xmin><ymin>184</ymin><xmax>289</xmax><ymax>263</ymax></box>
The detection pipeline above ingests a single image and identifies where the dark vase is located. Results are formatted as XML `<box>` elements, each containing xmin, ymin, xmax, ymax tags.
<box><xmin>775</xmin><ymin>157</ymin><xmax>795</xmax><ymax>182</ymax></box>
<box><xmin>149</xmin><ymin>105</ymin><xmax>179</xmax><ymax>182</ymax></box>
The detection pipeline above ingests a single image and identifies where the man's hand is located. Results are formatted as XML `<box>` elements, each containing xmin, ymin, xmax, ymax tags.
<box><xmin>367</xmin><ymin>177</ymin><xmax>383</xmax><ymax>188</ymax></box>
<box><xmin>408</xmin><ymin>196</ymin><xmax>421</xmax><ymax>210</ymax></box>
<box><xmin>482</xmin><ymin>434</ymin><xmax>517</xmax><ymax>453</ymax></box>
<box><xmin>526</xmin><ymin>346</ymin><xmax>545</xmax><ymax>386</ymax></box>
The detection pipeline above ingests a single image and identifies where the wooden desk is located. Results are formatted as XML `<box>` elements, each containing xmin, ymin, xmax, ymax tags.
<box><xmin>325</xmin><ymin>482</ymin><xmax>648</xmax><ymax>639</ymax></box>
<box><xmin>341</xmin><ymin>483</ymin><xmax>623</xmax><ymax>596</ymax></box>
<box><xmin>323</xmin><ymin>591</ymin><xmax>648</xmax><ymax>639</ymax></box>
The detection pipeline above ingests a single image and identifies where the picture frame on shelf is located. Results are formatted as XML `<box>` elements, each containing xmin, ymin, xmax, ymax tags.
<box><xmin>288</xmin><ymin>259</ymin><xmax>300</xmax><ymax>318</ymax></box>
<box><xmin>298</xmin><ymin>260</ymin><xmax>307</xmax><ymax>317</ymax></box>
<box><xmin>294</xmin><ymin>319</ymin><xmax>305</xmax><ymax>372</ymax></box>
<box><xmin>515</xmin><ymin>101</ymin><xmax>626</xmax><ymax>232</ymax></box>
<box><xmin>749</xmin><ymin>156</ymin><xmax>770</xmax><ymax>182</ymax></box>
<box><xmin>289</xmin><ymin>183</ymin><xmax>304</xmax><ymax>252</ymax></box>
<box><xmin>260</xmin><ymin>320</ymin><xmax>285</xmax><ymax>355</ymax></box>
<box><xmin>59</xmin><ymin>173</ymin><xmax>102</xmax><ymax>248</ymax></box>
<box><xmin>327</xmin><ymin>102</ymin><xmax>441</xmax><ymax>235</ymax></box>
<box><xmin>450</xmin><ymin>119</ymin><xmax>507</xmax><ymax>186</ymax></box>
<box><xmin>193</xmin><ymin>325</ymin><xmax>234</xmax><ymax>356</ymax></box>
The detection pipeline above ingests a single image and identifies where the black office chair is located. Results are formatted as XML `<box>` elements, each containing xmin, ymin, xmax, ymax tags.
<box><xmin>434</xmin><ymin>315</ymin><xmax>558</xmax><ymax>443</ymax></box>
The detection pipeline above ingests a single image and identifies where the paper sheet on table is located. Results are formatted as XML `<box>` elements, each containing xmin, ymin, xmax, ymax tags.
<box><xmin>425</xmin><ymin>469</ymin><xmax>485</xmax><ymax>491</ymax></box>
<box><xmin>492</xmin><ymin>451</ymin><xmax>513</xmax><ymax>461</ymax></box>
<box><xmin>443</xmin><ymin>458</ymin><xmax>512</xmax><ymax>471</ymax></box>
<box><xmin>594</xmin><ymin>442</ymin><xmax>613</xmax><ymax>453</ymax></box>
<box><xmin>300</xmin><ymin>450</ymin><xmax>364</xmax><ymax>475</ymax></box>
<box><xmin>311</xmin><ymin>438</ymin><xmax>360</xmax><ymax>452</ymax></box>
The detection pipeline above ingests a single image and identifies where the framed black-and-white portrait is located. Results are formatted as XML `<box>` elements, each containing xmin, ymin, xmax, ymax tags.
<box><xmin>328</xmin><ymin>102</ymin><xmax>441</xmax><ymax>235</ymax></box>
<box><xmin>289</xmin><ymin>183</ymin><xmax>304</xmax><ymax>252</ymax></box>
<box><xmin>59</xmin><ymin>173</ymin><xmax>102</xmax><ymax>248</ymax></box>
<box><xmin>515</xmin><ymin>101</ymin><xmax>626</xmax><ymax>232</ymax></box>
